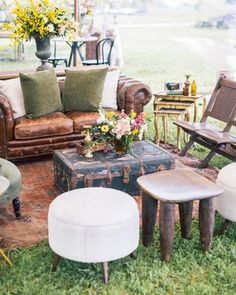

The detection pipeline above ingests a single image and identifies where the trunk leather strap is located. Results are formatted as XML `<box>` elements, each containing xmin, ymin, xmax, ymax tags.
<box><xmin>123</xmin><ymin>165</ymin><xmax>130</xmax><ymax>184</ymax></box>
<box><xmin>84</xmin><ymin>174</ymin><xmax>93</xmax><ymax>187</ymax></box>
<box><xmin>105</xmin><ymin>162</ymin><xmax>113</xmax><ymax>186</ymax></box>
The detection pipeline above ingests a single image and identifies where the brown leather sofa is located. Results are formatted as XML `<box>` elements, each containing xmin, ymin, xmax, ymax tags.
<box><xmin>0</xmin><ymin>71</ymin><xmax>152</xmax><ymax>160</ymax></box>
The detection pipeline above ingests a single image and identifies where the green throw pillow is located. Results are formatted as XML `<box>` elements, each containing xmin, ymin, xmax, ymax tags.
<box><xmin>62</xmin><ymin>68</ymin><xmax>108</xmax><ymax>112</ymax></box>
<box><xmin>19</xmin><ymin>69</ymin><xmax>63</xmax><ymax>118</ymax></box>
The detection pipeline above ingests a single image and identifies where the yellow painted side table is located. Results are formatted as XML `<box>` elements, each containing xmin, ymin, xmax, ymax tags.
<box><xmin>153</xmin><ymin>93</ymin><xmax>206</xmax><ymax>149</ymax></box>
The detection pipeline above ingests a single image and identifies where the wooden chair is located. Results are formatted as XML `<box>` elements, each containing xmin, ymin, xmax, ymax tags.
<box><xmin>48</xmin><ymin>40</ymin><xmax>68</xmax><ymax>68</ymax></box>
<box><xmin>174</xmin><ymin>77</ymin><xmax>236</xmax><ymax>168</ymax></box>
<box><xmin>82</xmin><ymin>38</ymin><xmax>114</xmax><ymax>66</ymax></box>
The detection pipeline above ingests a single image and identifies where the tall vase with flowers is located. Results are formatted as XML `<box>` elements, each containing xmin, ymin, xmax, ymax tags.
<box><xmin>91</xmin><ymin>107</ymin><xmax>148</xmax><ymax>155</ymax></box>
<box><xmin>4</xmin><ymin>0</ymin><xmax>79</xmax><ymax>70</ymax></box>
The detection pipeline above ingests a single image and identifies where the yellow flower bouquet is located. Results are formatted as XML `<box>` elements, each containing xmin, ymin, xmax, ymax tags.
<box><xmin>4</xmin><ymin>0</ymin><xmax>78</xmax><ymax>43</ymax></box>
<box><xmin>91</xmin><ymin>107</ymin><xmax>148</xmax><ymax>154</ymax></box>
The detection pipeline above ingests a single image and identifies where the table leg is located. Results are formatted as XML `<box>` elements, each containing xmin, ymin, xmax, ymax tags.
<box><xmin>162</xmin><ymin>116</ymin><xmax>167</xmax><ymax>144</ymax></box>
<box><xmin>178</xmin><ymin>201</ymin><xmax>193</xmax><ymax>239</ymax></box>
<box><xmin>176</xmin><ymin>115</ymin><xmax>181</xmax><ymax>150</ymax></box>
<box><xmin>72</xmin><ymin>42</ymin><xmax>78</xmax><ymax>66</ymax></box>
<box><xmin>202</xmin><ymin>96</ymin><xmax>207</xmax><ymax>115</ymax></box>
<box><xmin>194</xmin><ymin>101</ymin><xmax>198</xmax><ymax>122</ymax></box>
<box><xmin>184</xmin><ymin>111</ymin><xmax>191</xmax><ymax>143</ymax></box>
<box><xmin>160</xmin><ymin>202</ymin><xmax>175</xmax><ymax>262</ymax></box>
<box><xmin>154</xmin><ymin>113</ymin><xmax>160</xmax><ymax>145</ymax></box>
<box><xmin>199</xmin><ymin>198</ymin><xmax>215</xmax><ymax>251</ymax></box>
<box><xmin>66</xmin><ymin>41</ymin><xmax>74</xmax><ymax>67</ymax></box>
<box><xmin>77</xmin><ymin>42</ymin><xmax>86</xmax><ymax>61</ymax></box>
<box><xmin>142</xmin><ymin>193</ymin><xmax>158</xmax><ymax>247</ymax></box>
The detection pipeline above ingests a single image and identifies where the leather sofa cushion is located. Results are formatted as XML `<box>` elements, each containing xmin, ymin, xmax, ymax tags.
<box><xmin>67</xmin><ymin>110</ymin><xmax>120</xmax><ymax>133</ymax></box>
<box><xmin>15</xmin><ymin>112</ymin><xmax>73</xmax><ymax>140</ymax></box>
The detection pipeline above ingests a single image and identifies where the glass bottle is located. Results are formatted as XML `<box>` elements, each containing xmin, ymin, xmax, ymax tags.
<box><xmin>191</xmin><ymin>80</ymin><xmax>197</xmax><ymax>96</ymax></box>
<box><xmin>183</xmin><ymin>74</ymin><xmax>191</xmax><ymax>96</ymax></box>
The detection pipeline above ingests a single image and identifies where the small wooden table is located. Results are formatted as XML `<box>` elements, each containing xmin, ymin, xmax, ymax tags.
<box><xmin>153</xmin><ymin>93</ymin><xmax>207</xmax><ymax>149</ymax></box>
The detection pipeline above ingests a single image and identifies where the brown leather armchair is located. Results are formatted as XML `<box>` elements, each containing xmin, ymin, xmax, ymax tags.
<box><xmin>0</xmin><ymin>71</ymin><xmax>152</xmax><ymax>160</ymax></box>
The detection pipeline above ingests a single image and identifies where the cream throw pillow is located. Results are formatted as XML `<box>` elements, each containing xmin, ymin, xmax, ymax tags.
<box><xmin>101</xmin><ymin>70</ymin><xmax>119</xmax><ymax>110</ymax></box>
<box><xmin>0</xmin><ymin>78</ymin><xmax>26</xmax><ymax>119</ymax></box>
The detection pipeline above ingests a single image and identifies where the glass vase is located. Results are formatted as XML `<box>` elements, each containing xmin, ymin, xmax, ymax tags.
<box><xmin>114</xmin><ymin>140</ymin><xmax>129</xmax><ymax>155</ymax></box>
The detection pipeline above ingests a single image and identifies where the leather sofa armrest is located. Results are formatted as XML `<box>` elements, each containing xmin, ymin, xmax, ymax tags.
<box><xmin>0</xmin><ymin>95</ymin><xmax>15</xmax><ymax>143</ymax></box>
<box><xmin>0</xmin><ymin>107</ymin><xmax>7</xmax><ymax>158</ymax></box>
<box><xmin>117</xmin><ymin>77</ymin><xmax>152</xmax><ymax>114</ymax></box>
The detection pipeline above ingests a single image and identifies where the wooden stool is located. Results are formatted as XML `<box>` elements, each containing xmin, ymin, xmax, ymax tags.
<box><xmin>137</xmin><ymin>168</ymin><xmax>223</xmax><ymax>262</ymax></box>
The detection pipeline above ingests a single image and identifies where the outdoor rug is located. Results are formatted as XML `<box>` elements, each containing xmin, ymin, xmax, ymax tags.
<box><xmin>0</xmin><ymin>144</ymin><xmax>219</xmax><ymax>250</ymax></box>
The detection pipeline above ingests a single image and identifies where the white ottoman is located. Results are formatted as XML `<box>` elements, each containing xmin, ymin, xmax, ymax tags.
<box><xmin>48</xmin><ymin>187</ymin><xmax>139</xmax><ymax>283</ymax></box>
<box><xmin>216</xmin><ymin>163</ymin><xmax>236</xmax><ymax>227</ymax></box>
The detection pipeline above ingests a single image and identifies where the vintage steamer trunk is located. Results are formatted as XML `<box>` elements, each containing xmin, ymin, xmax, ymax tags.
<box><xmin>53</xmin><ymin>140</ymin><xmax>175</xmax><ymax>196</ymax></box>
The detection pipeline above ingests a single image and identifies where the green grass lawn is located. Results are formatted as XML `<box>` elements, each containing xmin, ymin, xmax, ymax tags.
<box><xmin>1</xmin><ymin>217</ymin><xmax>236</xmax><ymax>295</ymax></box>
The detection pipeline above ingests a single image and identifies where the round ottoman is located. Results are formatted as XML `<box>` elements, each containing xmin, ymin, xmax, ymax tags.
<box><xmin>48</xmin><ymin>187</ymin><xmax>140</xmax><ymax>283</ymax></box>
<box><xmin>216</xmin><ymin>162</ymin><xmax>236</xmax><ymax>226</ymax></box>
<box><xmin>0</xmin><ymin>158</ymin><xmax>21</xmax><ymax>218</ymax></box>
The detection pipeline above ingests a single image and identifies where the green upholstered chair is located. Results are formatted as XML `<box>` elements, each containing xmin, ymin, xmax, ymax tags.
<box><xmin>0</xmin><ymin>158</ymin><xmax>21</xmax><ymax>219</ymax></box>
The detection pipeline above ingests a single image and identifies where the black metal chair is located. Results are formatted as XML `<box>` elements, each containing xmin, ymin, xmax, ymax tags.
<box><xmin>82</xmin><ymin>37</ymin><xmax>114</xmax><ymax>66</ymax></box>
<box><xmin>48</xmin><ymin>40</ymin><xmax>68</xmax><ymax>68</ymax></box>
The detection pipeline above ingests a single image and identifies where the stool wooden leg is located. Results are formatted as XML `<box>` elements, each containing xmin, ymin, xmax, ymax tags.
<box><xmin>102</xmin><ymin>261</ymin><xmax>109</xmax><ymax>284</ymax></box>
<box><xmin>51</xmin><ymin>253</ymin><xmax>61</xmax><ymax>272</ymax></box>
<box><xmin>142</xmin><ymin>193</ymin><xmax>158</xmax><ymax>247</ymax></box>
<box><xmin>178</xmin><ymin>201</ymin><xmax>193</xmax><ymax>239</ymax></box>
<box><xmin>199</xmin><ymin>198</ymin><xmax>215</xmax><ymax>251</ymax></box>
<box><xmin>159</xmin><ymin>202</ymin><xmax>175</xmax><ymax>262</ymax></box>
<box><xmin>194</xmin><ymin>101</ymin><xmax>198</xmax><ymax>122</ymax></box>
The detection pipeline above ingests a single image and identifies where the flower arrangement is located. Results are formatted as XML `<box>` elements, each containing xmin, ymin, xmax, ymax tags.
<box><xmin>91</xmin><ymin>107</ymin><xmax>147</xmax><ymax>153</ymax></box>
<box><xmin>4</xmin><ymin>0</ymin><xmax>79</xmax><ymax>43</ymax></box>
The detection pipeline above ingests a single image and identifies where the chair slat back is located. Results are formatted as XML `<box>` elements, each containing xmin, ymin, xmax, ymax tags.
<box><xmin>96</xmin><ymin>38</ymin><xmax>114</xmax><ymax>65</ymax></box>
<box><xmin>201</xmin><ymin>78</ymin><xmax>236</xmax><ymax>130</ymax></box>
